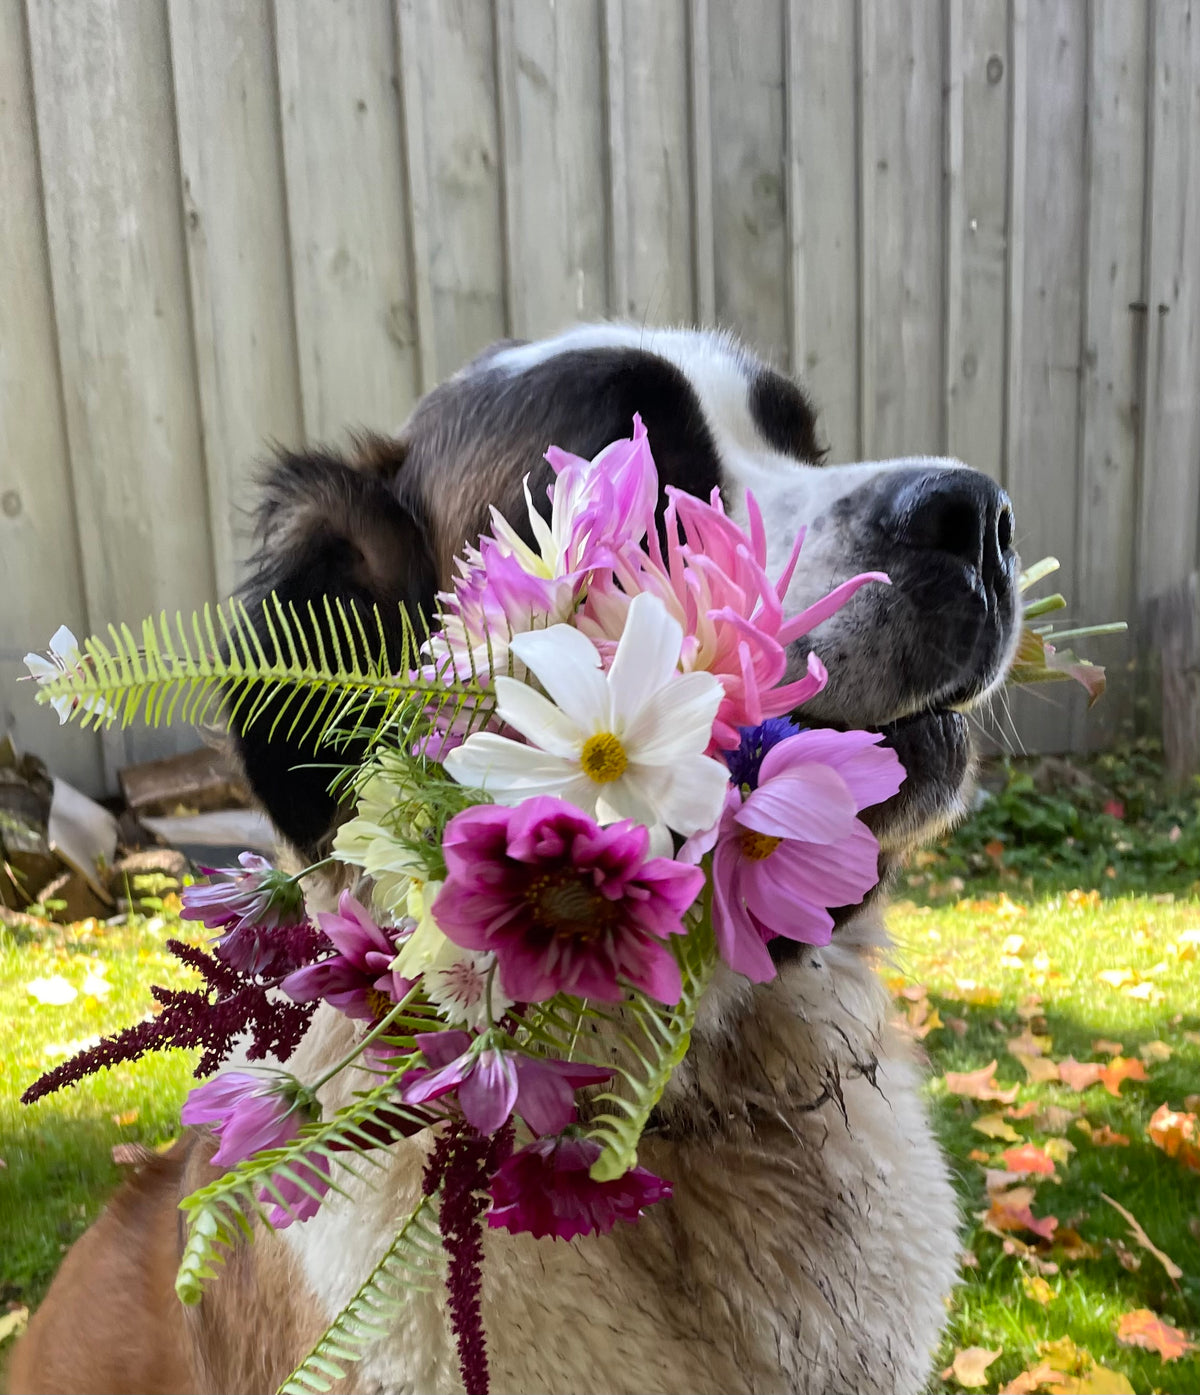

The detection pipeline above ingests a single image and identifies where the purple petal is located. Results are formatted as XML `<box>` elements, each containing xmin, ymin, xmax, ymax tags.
<box><xmin>735</xmin><ymin>763</ymin><xmax>859</xmax><ymax>843</ymax></box>
<box><xmin>458</xmin><ymin>1049</ymin><xmax>519</xmax><ymax>1135</ymax></box>
<box><xmin>759</xmin><ymin>728</ymin><xmax>905</xmax><ymax>810</ymax></box>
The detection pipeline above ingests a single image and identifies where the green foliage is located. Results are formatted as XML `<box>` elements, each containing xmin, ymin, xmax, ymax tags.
<box><xmin>914</xmin><ymin>742</ymin><xmax>1200</xmax><ymax>898</ymax></box>
<box><xmin>29</xmin><ymin>594</ymin><xmax>495</xmax><ymax>763</ymax></box>
<box><xmin>175</xmin><ymin>1069</ymin><xmax>430</xmax><ymax>1305</ymax></box>
<box><xmin>279</xmin><ymin>1195</ymin><xmax>442</xmax><ymax>1395</ymax></box>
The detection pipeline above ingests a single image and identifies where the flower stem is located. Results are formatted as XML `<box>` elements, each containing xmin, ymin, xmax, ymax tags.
<box><xmin>309</xmin><ymin>983</ymin><xmax>424</xmax><ymax>1092</ymax></box>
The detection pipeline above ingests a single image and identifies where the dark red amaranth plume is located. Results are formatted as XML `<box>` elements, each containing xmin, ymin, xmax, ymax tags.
<box><xmin>22</xmin><ymin>931</ymin><xmax>323</xmax><ymax>1105</ymax></box>
<box><xmin>423</xmin><ymin>1119</ymin><xmax>514</xmax><ymax>1395</ymax></box>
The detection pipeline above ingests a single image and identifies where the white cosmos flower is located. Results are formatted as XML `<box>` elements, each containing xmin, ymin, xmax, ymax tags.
<box><xmin>22</xmin><ymin>625</ymin><xmax>113</xmax><ymax>725</ymax></box>
<box><xmin>444</xmin><ymin>592</ymin><xmax>728</xmax><ymax>836</ymax></box>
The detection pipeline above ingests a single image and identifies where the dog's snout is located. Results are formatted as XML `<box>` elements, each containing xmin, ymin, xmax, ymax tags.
<box><xmin>882</xmin><ymin>469</ymin><xmax>1014</xmax><ymax>586</ymax></box>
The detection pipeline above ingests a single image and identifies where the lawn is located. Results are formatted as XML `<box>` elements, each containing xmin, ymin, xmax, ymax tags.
<box><xmin>1</xmin><ymin>891</ymin><xmax>1197</xmax><ymax>1392</ymax></box>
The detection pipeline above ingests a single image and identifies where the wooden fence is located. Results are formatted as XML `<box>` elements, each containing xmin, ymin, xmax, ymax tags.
<box><xmin>2</xmin><ymin>0</ymin><xmax>1198</xmax><ymax>793</ymax></box>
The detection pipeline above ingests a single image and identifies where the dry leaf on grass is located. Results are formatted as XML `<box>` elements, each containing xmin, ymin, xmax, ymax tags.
<box><xmin>945</xmin><ymin>1060</ymin><xmax>1020</xmax><ymax>1104</ymax></box>
<box><xmin>1091</xmin><ymin>1038</ymin><xmax>1123</xmax><ymax>1056</ymax></box>
<box><xmin>1057</xmin><ymin>1058</ymin><xmax>1105</xmax><ymax>1092</ymax></box>
<box><xmin>983</xmin><ymin>1184</ymin><xmax>1058</xmax><ymax>1242</ymax></box>
<box><xmin>942</xmin><ymin>1346</ymin><xmax>1002</xmax><ymax>1388</ymax></box>
<box><xmin>974</xmin><ymin>1112</ymin><xmax>1022</xmax><ymax>1143</ymax></box>
<box><xmin>1138</xmin><ymin>1040</ymin><xmax>1173</xmax><ymax>1064</ymax></box>
<box><xmin>1115</xmin><ymin>1309</ymin><xmax>1194</xmax><ymax>1360</ymax></box>
<box><xmin>968</xmin><ymin>1148</ymin><xmax>991</xmax><ymax>1163</ymax></box>
<box><xmin>1102</xmin><ymin>1193</ymin><xmax>1182</xmax><ymax>1281</ymax></box>
<box><xmin>111</xmin><ymin>1107</ymin><xmax>139</xmax><ymax>1127</ymax></box>
<box><xmin>1013</xmin><ymin>1052</ymin><xmax>1062</xmax><ymax>1085</ymax></box>
<box><xmin>1002</xmin><ymin>1144</ymin><xmax>1057</xmax><ymax>1177</ymax></box>
<box><xmin>1098</xmin><ymin>1057</ymin><xmax>1147</xmax><ymax>1098</ymax></box>
<box><xmin>1023</xmin><ymin>1273</ymin><xmax>1056</xmax><ymax>1306</ymax></box>
<box><xmin>1081</xmin><ymin>1123</ymin><xmax>1129</xmax><ymax>1147</ymax></box>
<box><xmin>1147</xmin><ymin>1103</ymin><xmax>1200</xmax><ymax>1172</ymax></box>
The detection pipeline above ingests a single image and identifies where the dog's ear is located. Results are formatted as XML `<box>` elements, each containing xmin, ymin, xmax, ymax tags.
<box><xmin>233</xmin><ymin>442</ymin><xmax>437</xmax><ymax>855</ymax></box>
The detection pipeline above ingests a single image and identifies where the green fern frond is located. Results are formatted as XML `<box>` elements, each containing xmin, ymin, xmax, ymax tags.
<box><xmin>278</xmin><ymin>1195</ymin><xmax>442</xmax><ymax>1395</ymax></box>
<box><xmin>31</xmin><ymin>595</ymin><xmax>495</xmax><ymax>758</ymax></box>
<box><xmin>584</xmin><ymin>918</ymin><xmax>717</xmax><ymax>1182</ymax></box>
<box><xmin>176</xmin><ymin>1069</ymin><xmax>430</xmax><ymax>1305</ymax></box>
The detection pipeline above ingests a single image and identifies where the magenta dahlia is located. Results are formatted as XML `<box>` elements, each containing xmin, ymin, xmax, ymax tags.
<box><xmin>709</xmin><ymin>725</ymin><xmax>904</xmax><ymax>981</ymax></box>
<box><xmin>433</xmin><ymin>797</ymin><xmax>704</xmax><ymax>1004</ymax></box>
<box><xmin>487</xmin><ymin>1134</ymin><xmax>672</xmax><ymax>1241</ymax></box>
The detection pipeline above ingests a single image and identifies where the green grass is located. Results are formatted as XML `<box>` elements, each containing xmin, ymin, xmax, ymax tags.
<box><xmin>0</xmin><ymin>911</ymin><xmax>198</xmax><ymax>1328</ymax></box>
<box><xmin>890</xmin><ymin>893</ymin><xmax>1200</xmax><ymax>1393</ymax></box>
<box><xmin>2</xmin><ymin>894</ymin><xmax>1197</xmax><ymax>1392</ymax></box>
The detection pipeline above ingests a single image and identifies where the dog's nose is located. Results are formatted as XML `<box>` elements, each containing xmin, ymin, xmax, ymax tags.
<box><xmin>880</xmin><ymin>468</ymin><xmax>1014</xmax><ymax>585</ymax></box>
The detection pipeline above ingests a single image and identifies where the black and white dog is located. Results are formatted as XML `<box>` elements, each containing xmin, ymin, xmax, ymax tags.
<box><xmin>14</xmin><ymin>324</ymin><xmax>1019</xmax><ymax>1395</ymax></box>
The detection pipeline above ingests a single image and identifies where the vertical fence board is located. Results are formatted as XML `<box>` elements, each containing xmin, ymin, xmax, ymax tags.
<box><xmin>708</xmin><ymin>0</ymin><xmax>788</xmax><ymax>366</ymax></box>
<box><xmin>0</xmin><ymin>2</ymin><xmax>101</xmax><ymax>791</ymax></box>
<box><xmin>396</xmin><ymin>0</ymin><xmax>505</xmax><ymax>378</ymax></box>
<box><xmin>786</xmin><ymin>4</ymin><xmax>859</xmax><ymax>458</ymax></box>
<box><xmin>27</xmin><ymin>0</ymin><xmax>215</xmax><ymax>775</ymax></box>
<box><xmin>1137</xmin><ymin>1</ymin><xmax>1200</xmax><ymax>609</ymax></box>
<box><xmin>687</xmin><ymin>0</ymin><xmax>715</xmax><ymax>325</ymax></box>
<box><xmin>168</xmin><ymin>0</ymin><xmax>304</xmax><ymax>599</ymax></box>
<box><xmin>614</xmin><ymin>0</ymin><xmax>694</xmax><ymax>326</ymax></box>
<box><xmin>1006</xmin><ymin>0</ymin><xmax>1088</xmax><ymax>753</ymax></box>
<box><xmin>945</xmin><ymin>0</ymin><xmax>1010</xmax><ymax>486</ymax></box>
<box><xmin>861</xmin><ymin>0</ymin><xmax>945</xmax><ymax>456</ymax></box>
<box><xmin>493</xmin><ymin>0</ymin><xmax>608</xmax><ymax>338</ymax></box>
<box><xmin>275</xmin><ymin>0</ymin><xmax>421</xmax><ymax>440</ymax></box>
<box><xmin>1073</xmin><ymin>0</ymin><xmax>1148</xmax><ymax>746</ymax></box>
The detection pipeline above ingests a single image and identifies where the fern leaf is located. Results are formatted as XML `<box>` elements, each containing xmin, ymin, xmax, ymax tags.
<box><xmin>584</xmin><ymin>919</ymin><xmax>717</xmax><ymax>1182</ymax></box>
<box><xmin>29</xmin><ymin>595</ymin><xmax>495</xmax><ymax>758</ymax></box>
<box><xmin>278</xmin><ymin>1195</ymin><xmax>442</xmax><ymax>1395</ymax></box>
<box><xmin>176</xmin><ymin>1071</ymin><xmax>433</xmax><ymax>1305</ymax></box>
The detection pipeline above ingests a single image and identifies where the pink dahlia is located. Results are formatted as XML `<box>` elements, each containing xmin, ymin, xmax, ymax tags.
<box><xmin>487</xmin><ymin>1135</ymin><xmax>672</xmax><ymax>1241</ymax></box>
<box><xmin>400</xmin><ymin>1031</ymin><xmax>611</xmax><ymax>1136</ymax></box>
<box><xmin>281</xmin><ymin>892</ymin><xmax>413</xmax><ymax>1021</ymax></box>
<box><xmin>709</xmin><ymin>726</ymin><xmax>905</xmax><ymax>981</ymax></box>
<box><xmin>181</xmin><ymin>852</ymin><xmax>309</xmax><ymax>977</ymax></box>
<box><xmin>433</xmin><ymin>797</ymin><xmax>704</xmax><ymax>1004</ymax></box>
<box><xmin>181</xmin><ymin>1071</ymin><xmax>330</xmax><ymax>1227</ymax></box>
<box><xmin>582</xmin><ymin>472</ymin><xmax>888</xmax><ymax>749</ymax></box>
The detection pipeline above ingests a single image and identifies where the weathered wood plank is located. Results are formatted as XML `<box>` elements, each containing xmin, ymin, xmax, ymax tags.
<box><xmin>1073</xmin><ymin>0</ymin><xmax>1149</xmax><ymax>747</ymax></box>
<box><xmin>614</xmin><ymin>0</ymin><xmax>694</xmax><ymax>326</ymax></box>
<box><xmin>168</xmin><ymin>0</ymin><xmax>305</xmax><ymax>599</ymax></box>
<box><xmin>0</xmin><ymin>1</ymin><xmax>101</xmax><ymax>791</ymax></box>
<box><xmin>785</xmin><ymin>3</ymin><xmax>858</xmax><ymax>459</ymax></box>
<box><xmin>1007</xmin><ymin>0</ymin><xmax>1088</xmax><ymax>752</ymax></box>
<box><xmin>708</xmin><ymin>0</ymin><xmax>787</xmax><ymax>366</ymax></box>
<box><xmin>1136</xmin><ymin>0</ymin><xmax>1200</xmax><ymax>609</ymax></box>
<box><xmin>492</xmin><ymin>0</ymin><xmax>608</xmax><ymax>338</ymax></box>
<box><xmin>687</xmin><ymin>0</ymin><xmax>715</xmax><ymax>325</ymax></box>
<box><xmin>27</xmin><ymin>0</ymin><xmax>216</xmax><ymax>777</ymax></box>
<box><xmin>860</xmin><ymin>0</ymin><xmax>945</xmax><ymax>457</ymax></box>
<box><xmin>274</xmin><ymin>0</ymin><xmax>421</xmax><ymax>439</ymax></box>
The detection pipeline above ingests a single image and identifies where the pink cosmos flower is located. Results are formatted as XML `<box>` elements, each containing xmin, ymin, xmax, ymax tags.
<box><xmin>400</xmin><ymin>1031</ymin><xmax>611</xmax><ymax>1136</ymax></box>
<box><xmin>433</xmin><ymin>797</ymin><xmax>704</xmax><ymax>1004</ymax></box>
<box><xmin>181</xmin><ymin>1071</ymin><xmax>331</xmax><ymax>1227</ymax></box>
<box><xmin>281</xmin><ymin>892</ymin><xmax>413</xmax><ymax>1021</ymax></box>
<box><xmin>582</xmin><ymin>470</ymin><xmax>888</xmax><ymax>749</ymax></box>
<box><xmin>486</xmin><ymin>1135</ymin><xmax>672</xmax><ymax>1241</ymax></box>
<box><xmin>181</xmin><ymin>852</ymin><xmax>309</xmax><ymax>977</ymax></box>
<box><xmin>707</xmin><ymin>727</ymin><xmax>905</xmax><ymax>981</ymax></box>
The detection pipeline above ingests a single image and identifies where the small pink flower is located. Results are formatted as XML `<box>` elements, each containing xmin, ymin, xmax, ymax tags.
<box><xmin>400</xmin><ymin>1032</ymin><xmax>610</xmax><ymax>1136</ymax></box>
<box><xmin>709</xmin><ymin>727</ymin><xmax>905</xmax><ymax>981</ymax></box>
<box><xmin>181</xmin><ymin>1071</ymin><xmax>330</xmax><ymax>1228</ymax></box>
<box><xmin>433</xmin><ymin>797</ymin><xmax>704</xmax><ymax>1005</ymax></box>
<box><xmin>281</xmin><ymin>892</ymin><xmax>413</xmax><ymax>1021</ymax></box>
<box><xmin>487</xmin><ymin>1135</ymin><xmax>672</xmax><ymax>1241</ymax></box>
<box><xmin>181</xmin><ymin>852</ymin><xmax>309</xmax><ymax>976</ymax></box>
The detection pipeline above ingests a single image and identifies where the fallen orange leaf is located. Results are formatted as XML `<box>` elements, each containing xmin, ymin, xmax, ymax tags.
<box><xmin>984</xmin><ymin>1184</ymin><xmax>1058</xmax><ymax>1242</ymax></box>
<box><xmin>1002</xmin><ymin>1144</ymin><xmax>1057</xmax><ymax>1177</ymax></box>
<box><xmin>1042</xmin><ymin>1137</ymin><xmax>1075</xmax><ymax>1165</ymax></box>
<box><xmin>1013</xmin><ymin>1051</ymin><xmax>1061</xmax><ymax>1085</ymax></box>
<box><xmin>1089</xmin><ymin>1124</ymin><xmax>1130</xmax><ymax>1147</ymax></box>
<box><xmin>968</xmin><ymin>1148</ymin><xmax>991</xmax><ymax>1163</ymax></box>
<box><xmin>1057</xmin><ymin>1057</ymin><xmax>1105</xmax><ymax>1092</ymax></box>
<box><xmin>1102</xmin><ymin>1193</ymin><xmax>1182</xmax><ymax>1280</ymax></box>
<box><xmin>942</xmin><ymin>1346</ymin><xmax>1002</xmax><ymax>1388</ymax></box>
<box><xmin>1052</xmin><ymin>1227</ymin><xmax>1101</xmax><ymax>1261</ymax></box>
<box><xmin>1115</xmin><ymin>1308</ymin><xmax>1195</xmax><ymax>1360</ymax></box>
<box><xmin>1146</xmin><ymin>1103</ymin><xmax>1200</xmax><ymax>1172</ymax></box>
<box><xmin>1099</xmin><ymin>1056</ymin><xmax>1147</xmax><ymax>1098</ymax></box>
<box><xmin>945</xmin><ymin>1060</ymin><xmax>1020</xmax><ymax>1104</ymax></box>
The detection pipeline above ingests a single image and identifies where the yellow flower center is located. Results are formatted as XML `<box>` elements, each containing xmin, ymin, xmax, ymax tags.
<box><xmin>365</xmin><ymin>986</ymin><xmax>394</xmax><ymax>1021</ymax></box>
<box><xmin>579</xmin><ymin>731</ymin><xmax>628</xmax><ymax>784</ymax></box>
<box><xmin>739</xmin><ymin>829</ymin><xmax>782</xmax><ymax>862</ymax></box>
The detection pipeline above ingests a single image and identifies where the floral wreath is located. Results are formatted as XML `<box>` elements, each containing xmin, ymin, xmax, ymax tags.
<box><xmin>21</xmin><ymin>418</ymin><xmax>1114</xmax><ymax>1395</ymax></box>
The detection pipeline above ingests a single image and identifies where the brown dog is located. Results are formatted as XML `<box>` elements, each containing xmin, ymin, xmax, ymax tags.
<box><xmin>13</xmin><ymin>324</ymin><xmax>1019</xmax><ymax>1394</ymax></box>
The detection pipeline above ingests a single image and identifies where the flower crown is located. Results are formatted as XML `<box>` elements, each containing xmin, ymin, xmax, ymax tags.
<box><xmin>20</xmin><ymin>418</ymin><xmax>1112</xmax><ymax>1395</ymax></box>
